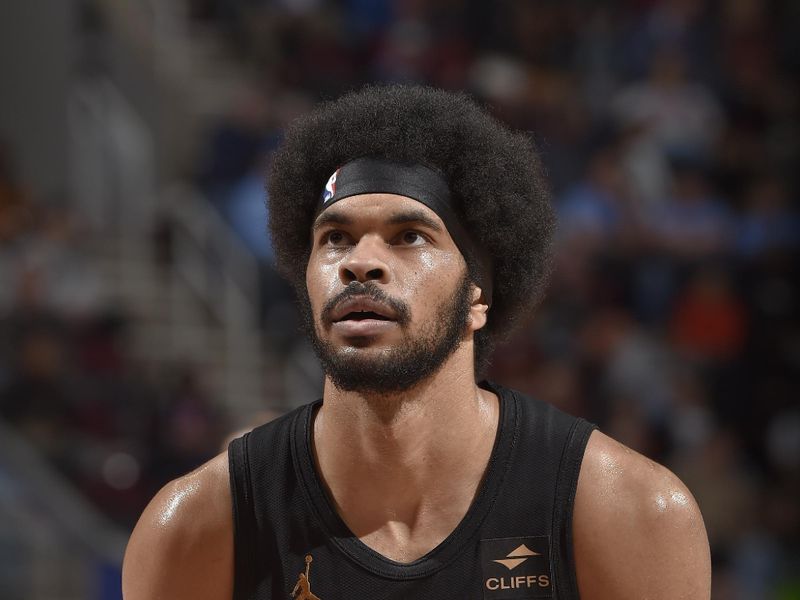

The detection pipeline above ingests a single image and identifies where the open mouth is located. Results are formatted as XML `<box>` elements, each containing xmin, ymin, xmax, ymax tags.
<box><xmin>329</xmin><ymin>296</ymin><xmax>399</xmax><ymax>324</ymax></box>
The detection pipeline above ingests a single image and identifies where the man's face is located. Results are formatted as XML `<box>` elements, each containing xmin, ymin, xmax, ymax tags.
<box><xmin>304</xmin><ymin>193</ymin><xmax>476</xmax><ymax>394</ymax></box>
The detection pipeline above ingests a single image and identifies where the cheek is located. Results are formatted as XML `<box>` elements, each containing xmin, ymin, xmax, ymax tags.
<box><xmin>418</xmin><ymin>251</ymin><xmax>435</xmax><ymax>271</ymax></box>
<box><xmin>317</xmin><ymin>261</ymin><xmax>341</xmax><ymax>296</ymax></box>
<box><xmin>305</xmin><ymin>259</ymin><xmax>335</xmax><ymax>313</ymax></box>
<box><xmin>398</xmin><ymin>249</ymin><xmax>464</xmax><ymax>297</ymax></box>
<box><xmin>417</xmin><ymin>249</ymin><xmax>463</xmax><ymax>279</ymax></box>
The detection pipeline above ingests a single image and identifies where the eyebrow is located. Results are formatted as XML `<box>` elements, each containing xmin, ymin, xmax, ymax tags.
<box><xmin>385</xmin><ymin>209</ymin><xmax>444</xmax><ymax>233</ymax></box>
<box><xmin>312</xmin><ymin>210</ymin><xmax>352</xmax><ymax>232</ymax></box>
<box><xmin>312</xmin><ymin>208</ymin><xmax>444</xmax><ymax>233</ymax></box>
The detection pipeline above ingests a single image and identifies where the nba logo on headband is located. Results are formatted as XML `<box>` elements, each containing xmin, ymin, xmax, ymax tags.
<box><xmin>322</xmin><ymin>169</ymin><xmax>339</xmax><ymax>204</ymax></box>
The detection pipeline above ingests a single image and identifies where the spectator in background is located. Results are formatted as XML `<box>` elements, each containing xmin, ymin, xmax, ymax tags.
<box><xmin>156</xmin><ymin>367</ymin><xmax>226</xmax><ymax>483</ymax></box>
<box><xmin>577</xmin><ymin>308</ymin><xmax>676</xmax><ymax>437</ymax></box>
<box><xmin>631</xmin><ymin>161</ymin><xmax>735</xmax><ymax>324</ymax></box>
<box><xmin>15</xmin><ymin>206</ymin><xmax>104</xmax><ymax>317</ymax></box>
<box><xmin>0</xmin><ymin>318</ymin><xmax>75</xmax><ymax>468</ymax></box>
<box><xmin>625</xmin><ymin>0</ymin><xmax>715</xmax><ymax>82</ymax></box>
<box><xmin>552</xmin><ymin>144</ymin><xmax>638</xmax><ymax>316</ymax></box>
<box><xmin>615</xmin><ymin>118</ymin><xmax>672</xmax><ymax>212</ymax></box>
<box><xmin>197</xmin><ymin>85</ymin><xmax>274</xmax><ymax>199</ymax></box>
<box><xmin>736</xmin><ymin>174</ymin><xmax>800</xmax><ymax>259</ymax></box>
<box><xmin>669</xmin><ymin>266</ymin><xmax>748</xmax><ymax>364</ymax></box>
<box><xmin>557</xmin><ymin>144</ymin><xmax>634</xmax><ymax>253</ymax></box>
<box><xmin>611</xmin><ymin>47</ymin><xmax>723</xmax><ymax>163</ymax></box>
<box><xmin>646</xmin><ymin>162</ymin><xmax>733</xmax><ymax>259</ymax></box>
<box><xmin>0</xmin><ymin>143</ymin><xmax>33</xmax><ymax>314</ymax></box>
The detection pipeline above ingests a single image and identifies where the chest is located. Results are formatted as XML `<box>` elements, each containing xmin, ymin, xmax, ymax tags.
<box><xmin>228</xmin><ymin>391</ymin><xmax>591</xmax><ymax>599</ymax></box>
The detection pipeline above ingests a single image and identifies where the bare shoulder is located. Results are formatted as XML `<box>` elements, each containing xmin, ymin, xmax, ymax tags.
<box><xmin>573</xmin><ymin>430</ymin><xmax>710</xmax><ymax>600</ymax></box>
<box><xmin>122</xmin><ymin>451</ymin><xmax>233</xmax><ymax>600</ymax></box>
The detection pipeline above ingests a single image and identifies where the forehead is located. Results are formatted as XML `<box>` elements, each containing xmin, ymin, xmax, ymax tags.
<box><xmin>312</xmin><ymin>193</ymin><xmax>448</xmax><ymax>231</ymax></box>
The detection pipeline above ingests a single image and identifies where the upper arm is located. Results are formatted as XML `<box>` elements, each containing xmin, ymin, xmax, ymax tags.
<box><xmin>122</xmin><ymin>452</ymin><xmax>233</xmax><ymax>600</ymax></box>
<box><xmin>573</xmin><ymin>431</ymin><xmax>711</xmax><ymax>600</ymax></box>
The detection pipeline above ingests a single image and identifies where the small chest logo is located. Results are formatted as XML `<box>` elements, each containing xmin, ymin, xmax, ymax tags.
<box><xmin>480</xmin><ymin>536</ymin><xmax>552</xmax><ymax>599</ymax></box>
<box><xmin>291</xmin><ymin>554</ymin><xmax>321</xmax><ymax>600</ymax></box>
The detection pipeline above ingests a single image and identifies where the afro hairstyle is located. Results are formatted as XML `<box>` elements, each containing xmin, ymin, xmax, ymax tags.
<box><xmin>268</xmin><ymin>84</ymin><xmax>555</xmax><ymax>370</ymax></box>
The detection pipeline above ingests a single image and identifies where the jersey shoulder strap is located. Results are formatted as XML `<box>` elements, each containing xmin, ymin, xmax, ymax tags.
<box><xmin>228</xmin><ymin>404</ymin><xmax>311</xmax><ymax>599</ymax></box>
<box><xmin>496</xmin><ymin>384</ymin><xmax>596</xmax><ymax>599</ymax></box>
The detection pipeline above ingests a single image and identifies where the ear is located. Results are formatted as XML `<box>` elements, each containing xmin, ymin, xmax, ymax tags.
<box><xmin>468</xmin><ymin>284</ymin><xmax>489</xmax><ymax>333</ymax></box>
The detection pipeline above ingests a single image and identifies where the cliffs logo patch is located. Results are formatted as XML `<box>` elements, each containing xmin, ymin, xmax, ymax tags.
<box><xmin>322</xmin><ymin>169</ymin><xmax>339</xmax><ymax>204</ymax></box>
<box><xmin>480</xmin><ymin>536</ymin><xmax>552</xmax><ymax>599</ymax></box>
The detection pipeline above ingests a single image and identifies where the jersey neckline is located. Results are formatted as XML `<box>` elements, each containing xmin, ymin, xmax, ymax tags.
<box><xmin>291</xmin><ymin>381</ymin><xmax>520</xmax><ymax>580</ymax></box>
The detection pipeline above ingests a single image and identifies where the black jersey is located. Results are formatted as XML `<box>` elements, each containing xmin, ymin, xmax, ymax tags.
<box><xmin>228</xmin><ymin>382</ymin><xmax>595</xmax><ymax>599</ymax></box>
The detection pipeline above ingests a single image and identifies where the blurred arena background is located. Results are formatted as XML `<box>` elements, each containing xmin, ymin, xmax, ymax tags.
<box><xmin>0</xmin><ymin>0</ymin><xmax>798</xmax><ymax>598</ymax></box>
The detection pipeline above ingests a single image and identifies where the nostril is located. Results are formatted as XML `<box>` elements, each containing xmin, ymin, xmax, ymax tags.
<box><xmin>342</xmin><ymin>268</ymin><xmax>357</xmax><ymax>283</ymax></box>
<box><xmin>366</xmin><ymin>268</ymin><xmax>383</xmax><ymax>280</ymax></box>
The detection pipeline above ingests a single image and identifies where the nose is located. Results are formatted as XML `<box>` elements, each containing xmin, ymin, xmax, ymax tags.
<box><xmin>339</xmin><ymin>236</ymin><xmax>391</xmax><ymax>285</ymax></box>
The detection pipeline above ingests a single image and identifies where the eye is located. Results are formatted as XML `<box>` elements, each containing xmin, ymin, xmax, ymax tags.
<box><xmin>396</xmin><ymin>231</ymin><xmax>427</xmax><ymax>247</ymax></box>
<box><xmin>322</xmin><ymin>230</ymin><xmax>351</xmax><ymax>247</ymax></box>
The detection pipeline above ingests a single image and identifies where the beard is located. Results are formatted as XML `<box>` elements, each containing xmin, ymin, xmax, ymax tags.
<box><xmin>301</xmin><ymin>275</ymin><xmax>473</xmax><ymax>394</ymax></box>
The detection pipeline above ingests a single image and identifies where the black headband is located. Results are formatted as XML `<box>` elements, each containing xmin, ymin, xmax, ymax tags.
<box><xmin>317</xmin><ymin>158</ymin><xmax>492</xmax><ymax>304</ymax></box>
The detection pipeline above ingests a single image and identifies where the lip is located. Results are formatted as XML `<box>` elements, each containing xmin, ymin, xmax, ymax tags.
<box><xmin>329</xmin><ymin>296</ymin><xmax>397</xmax><ymax>323</ymax></box>
<box><xmin>331</xmin><ymin>318</ymin><xmax>398</xmax><ymax>337</ymax></box>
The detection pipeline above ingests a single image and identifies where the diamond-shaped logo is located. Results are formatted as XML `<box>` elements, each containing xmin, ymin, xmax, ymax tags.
<box><xmin>493</xmin><ymin>544</ymin><xmax>541</xmax><ymax>570</ymax></box>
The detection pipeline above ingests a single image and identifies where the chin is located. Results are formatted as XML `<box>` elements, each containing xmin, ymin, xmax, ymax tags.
<box><xmin>334</xmin><ymin>336</ymin><xmax>380</xmax><ymax>349</ymax></box>
<box><xmin>338</xmin><ymin>337</ymin><xmax>396</xmax><ymax>351</ymax></box>
<box><xmin>333</xmin><ymin>344</ymin><xmax>394</xmax><ymax>362</ymax></box>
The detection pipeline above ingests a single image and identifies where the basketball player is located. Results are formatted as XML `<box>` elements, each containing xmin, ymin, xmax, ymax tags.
<box><xmin>123</xmin><ymin>86</ymin><xmax>711</xmax><ymax>599</ymax></box>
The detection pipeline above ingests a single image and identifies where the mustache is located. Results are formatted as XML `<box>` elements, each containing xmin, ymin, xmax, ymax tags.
<box><xmin>321</xmin><ymin>282</ymin><xmax>411</xmax><ymax>326</ymax></box>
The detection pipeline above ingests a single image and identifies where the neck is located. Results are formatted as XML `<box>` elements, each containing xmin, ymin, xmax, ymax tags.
<box><xmin>311</xmin><ymin>344</ymin><xmax>500</xmax><ymax>561</ymax></box>
<box><xmin>315</xmin><ymin>345</ymin><xmax>494</xmax><ymax>462</ymax></box>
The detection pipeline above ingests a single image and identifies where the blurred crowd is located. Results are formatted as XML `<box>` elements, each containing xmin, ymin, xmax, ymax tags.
<box><xmin>0</xmin><ymin>144</ymin><xmax>226</xmax><ymax>529</ymax></box>
<box><xmin>191</xmin><ymin>0</ymin><xmax>799</xmax><ymax>597</ymax></box>
<box><xmin>1</xmin><ymin>0</ymin><xmax>799</xmax><ymax>597</ymax></box>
